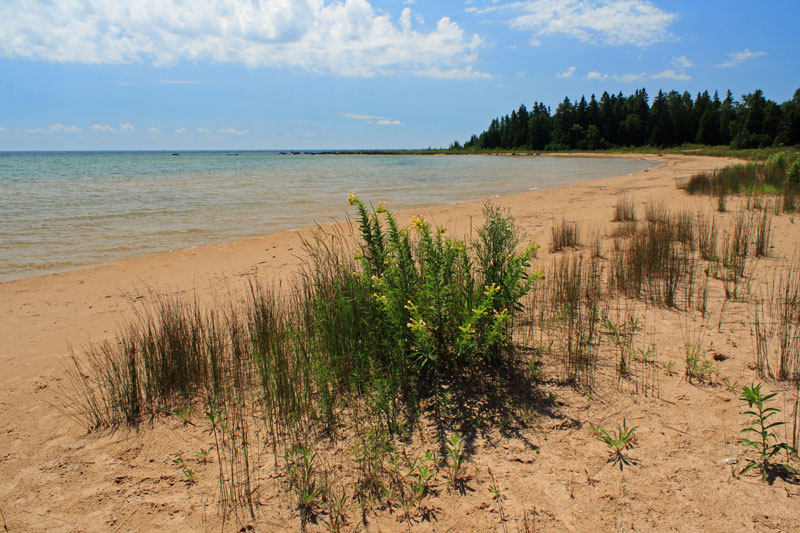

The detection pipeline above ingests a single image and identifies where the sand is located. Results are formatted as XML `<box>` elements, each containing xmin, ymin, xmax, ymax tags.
<box><xmin>2</xmin><ymin>153</ymin><xmax>799</xmax><ymax>531</ymax></box>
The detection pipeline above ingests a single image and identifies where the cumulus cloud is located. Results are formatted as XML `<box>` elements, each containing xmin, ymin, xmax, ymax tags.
<box><xmin>373</xmin><ymin>119</ymin><xmax>403</xmax><ymax>126</ymax></box>
<box><xmin>25</xmin><ymin>122</ymin><xmax>81</xmax><ymax>134</ymax></box>
<box><xmin>175</xmin><ymin>128</ymin><xmax>186</xmax><ymax>134</ymax></box>
<box><xmin>0</xmin><ymin>0</ymin><xmax>483</xmax><ymax>77</ymax></box>
<box><xmin>147</xmin><ymin>127</ymin><xmax>162</xmax><ymax>134</ymax></box>
<box><xmin>672</xmin><ymin>55</ymin><xmax>692</xmax><ymax>68</ymax></box>
<box><xmin>90</xmin><ymin>124</ymin><xmax>115</xmax><ymax>132</ymax></box>
<box><xmin>587</xmin><ymin>70</ymin><xmax>607</xmax><ymax>80</ymax></box>
<box><xmin>119</xmin><ymin>123</ymin><xmax>135</xmax><ymax>132</ymax></box>
<box><xmin>716</xmin><ymin>48</ymin><xmax>766</xmax><ymax>68</ymax></box>
<box><xmin>218</xmin><ymin>128</ymin><xmax>248</xmax><ymax>135</ymax></box>
<box><xmin>556</xmin><ymin>66</ymin><xmax>576</xmax><ymax>79</ymax></box>
<box><xmin>195</xmin><ymin>128</ymin><xmax>212</xmax><ymax>134</ymax></box>
<box><xmin>471</xmin><ymin>0</ymin><xmax>677</xmax><ymax>47</ymax></box>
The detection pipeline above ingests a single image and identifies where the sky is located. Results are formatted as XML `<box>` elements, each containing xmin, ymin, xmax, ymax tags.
<box><xmin>0</xmin><ymin>0</ymin><xmax>798</xmax><ymax>150</ymax></box>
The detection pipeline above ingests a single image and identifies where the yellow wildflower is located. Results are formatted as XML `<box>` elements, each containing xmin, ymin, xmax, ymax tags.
<box><xmin>409</xmin><ymin>216</ymin><xmax>425</xmax><ymax>232</ymax></box>
<box><xmin>348</xmin><ymin>193</ymin><xmax>358</xmax><ymax>205</ymax></box>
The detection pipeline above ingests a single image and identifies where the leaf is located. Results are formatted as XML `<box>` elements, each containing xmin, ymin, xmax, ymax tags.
<box><xmin>740</xmin><ymin>462</ymin><xmax>757</xmax><ymax>474</ymax></box>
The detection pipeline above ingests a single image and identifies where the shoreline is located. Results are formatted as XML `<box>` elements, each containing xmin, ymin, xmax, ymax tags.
<box><xmin>0</xmin><ymin>153</ymin><xmax>728</xmax><ymax>364</ymax></box>
<box><xmin>0</xmin><ymin>151</ymin><xmax>664</xmax><ymax>285</ymax></box>
<box><xmin>7</xmin><ymin>152</ymin><xmax>778</xmax><ymax>532</ymax></box>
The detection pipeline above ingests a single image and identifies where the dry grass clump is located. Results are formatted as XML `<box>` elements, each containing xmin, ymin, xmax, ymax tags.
<box><xmin>551</xmin><ymin>217</ymin><xmax>581</xmax><ymax>252</ymax></box>
<box><xmin>613</xmin><ymin>195</ymin><xmax>636</xmax><ymax>222</ymax></box>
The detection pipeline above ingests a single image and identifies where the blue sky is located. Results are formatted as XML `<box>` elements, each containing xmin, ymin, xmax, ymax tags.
<box><xmin>0</xmin><ymin>0</ymin><xmax>798</xmax><ymax>150</ymax></box>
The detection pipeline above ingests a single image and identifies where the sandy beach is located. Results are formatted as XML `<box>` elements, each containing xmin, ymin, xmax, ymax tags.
<box><xmin>2</xmin><ymin>153</ymin><xmax>800</xmax><ymax>531</ymax></box>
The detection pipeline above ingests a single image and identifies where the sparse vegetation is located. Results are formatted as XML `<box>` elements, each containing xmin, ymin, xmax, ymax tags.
<box><xmin>739</xmin><ymin>383</ymin><xmax>796</xmax><ymax>481</ymax></box>
<box><xmin>61</xmin><ymin>177</ymin><xmax>800</xmax><ymax>528</ymax></box>
<box><xmin>594</xmin><ymin>419</ymin><xmax>638</xmax><ymax>469</ymax></box>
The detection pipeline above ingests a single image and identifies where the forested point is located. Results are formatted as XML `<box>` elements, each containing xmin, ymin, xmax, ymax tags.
<box><xmin>453</xmin><ymin>88</ymin><xmax>800</xmax><ymax>151</ymax></box>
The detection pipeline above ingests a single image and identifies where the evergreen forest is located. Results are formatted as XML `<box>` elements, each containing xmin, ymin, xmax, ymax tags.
<box><xmin>456</xmin><ymin>88</ymin><xmax>800</xmax><ymax>151</ymax></box>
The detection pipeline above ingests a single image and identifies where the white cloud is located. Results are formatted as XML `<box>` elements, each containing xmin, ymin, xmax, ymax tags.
<box><xmin>716</xmin><ymin>48</ymin><xmax>766</xmax><ymax>68</ymax></box>
<box><xmin>473</xmin><ymin>0</ymin><xmax>676</xmax><ymax>47</ymax></box>
<box><xmin>650</xmin><ymin>69</ymin><xmax>690</xmax><ymax>80</ymax></box>
<box><xmin>0</xmin><ymin>0</ymin><xmax>483</xmax><ymax>77</ymax></box>
<box><xmin>587</xmin><ymin>67</ymin><xmax>690</xmax><ymax>81</ymax></box>
<box><xmin>119</xmin><ymin>123</ymin><xmax>135</xmax><ymax>132</ymax></box>
<box><xmin>341</xmin><ymin>113</ymin><xmax>385</xmax><ymax>121</ymax></box>
<box><xmin>341</xmin><ymin>112</ymin><xmax>404</xmax><ymax>126</ymax></box>
<box><xmin>413</xmin><ymin>65</ymin><xmax>492</xmax><ymax>79</ymax></box>
<box><xmin>671</xmin><ymin>55</ymin><xmax>692</xmax><ymax>68</ymax></box>
<box><xmin>195</xmin><ymin>128</ymin><xmax>212</xmax><ymax>133</ymax></box>
<box><xmin>218</xmin><ymin>128</ymin><xmax>248</xmax><ymax>135</ymax></box>
<box><xmin>147</xmin><ymin>127</ymin><xmax>162</xmax><ymax>134</ymax></box>
<box><xmin>90</xmin><ymin>123</ymin><xmax>115</xmax><ymax>132</ymax></box>
<box><xmin>613</xmin><ymin>72</ymin><xmax>646</xmax><ymax>82</ymax></box>
<box><xmin>556</xmin><ymin>66</ymin><xmax>576</xmax><ymax>79</ymax></box>
<box><xmin>50</xmin><ymin>122</ymin><xmax>81</xmax><ymax>133</ymax></box>
<box><xmin>175</xmin><ymin>128</ymin><xmax>186</xmax><ymax>134</ymax></box>
<box><xmin>26</xmin><ymin>122</ymin><xmax>81</xmax><ymax>134</ymax></box>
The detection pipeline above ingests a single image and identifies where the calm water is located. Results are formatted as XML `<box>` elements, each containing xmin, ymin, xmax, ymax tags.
<box><xmin>0</xmin><ymin>151</ymin><xmax>657</xmax><ymax>281</ymax></box>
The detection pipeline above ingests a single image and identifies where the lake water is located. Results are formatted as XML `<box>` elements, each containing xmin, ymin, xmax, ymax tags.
<box><xmin>0</xmin><ymin>151</ymin><xmax>657</xmax><ymax>281</ymax></box>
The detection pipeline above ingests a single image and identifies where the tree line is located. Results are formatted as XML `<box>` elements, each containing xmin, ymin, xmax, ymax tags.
<box><xmin>456</xmin><ymin>87</ymin><xmax>800</xmax><ymax>151</ymax></box>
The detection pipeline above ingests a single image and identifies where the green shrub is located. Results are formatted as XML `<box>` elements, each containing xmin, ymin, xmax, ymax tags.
<box><xmin>347</xmin><ymin>195</ymin><xmax>540</xmax><ymax>381</ymax></box>
<box><xmin>787</xmin><ymin>159</ymin><xmax>800</xmax><ymax>191</ymax></box>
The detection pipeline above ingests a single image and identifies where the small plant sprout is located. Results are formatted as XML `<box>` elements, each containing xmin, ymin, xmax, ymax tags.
<box><xmin>723</xmin><ymin>378</ymin><xmax>740</xmax><ymax>393</ymax></box>
<box><xmin>183</xmin><ymin>468</ymin><xmax>197</xmax><ymax>486</ymax></box>
<box><xmin>445</xmin><ymin>433</ymin><xmax>467</xmax><ymax>489</ymax></box>
<box><xmin>739</xmin><ymin>383</ymin><xmax>797</xmax><ymax>481</ymax></box>
<box><xmin>488</xmin><ymin>468</ymin><xmax>509</xmax><ymax>533</ymax></box>
<box><xmin>172</xmin><ymin>452</ymin><xmax>198</xmax><ymax>486</ymax></box>
<box><xmin>173</xmin><ymin>404</ymin><xmax>195</xmax><ymax>426</ymax></box>
<box><xmin>196</xmin><ymin>448</ymin><xmax>210</xmax><ymax>464</ymax></box>
<box><xmin>664</xmin><ymin>360</ymin><xmax>675</xmax><ymax>376</ymax></box>
<box><xmin>635</xmin><ymin>344</ymin><xmax>655</xmax><ymax>364</ymax></box>
<box><xmin>289</xmin><ymin>445</ymin><xmax>325</xmax><ymax>518</ymax></box>
<box><xmin>594</xmin><ymin>419</ymin><xmax>639</xmax><ymax>469</ymax></box>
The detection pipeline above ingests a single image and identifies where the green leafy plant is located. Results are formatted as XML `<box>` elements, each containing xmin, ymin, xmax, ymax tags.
<box><xmin>287</xmin><ymin>445</ymin><xmax>325</xmax><ymax>517</ymax></box>
<box><xmin>195</xmin><ymin>447</ymin><xmax>210</xmax><ymax>464</ymax></box>
<box><xmin>594</xmin><ymin>418</ymin><xmax>638</xmax><ymax>469</ymax></box>
<box><xmin>488</xmin><ymin>468</ymin><xmax>509</xmax><ymax>533</ymax></box>
<box><xmin>173</xmin><ymin>405</ymin><xmax>195</xmax><ymax>426</ymax></box>
<box><xmin>685</xmin><ymin>341</ymin><xmax>713</xmax><ymax>383</ymax></box>
<box><xmin>445</xmin><ymin>432</ymin><xmax>467</xmax><ymax>489</ymax></box>
<box><xmin>183</xmin><ymin>468</ymin><xmax>197</xmax><ymax>486</ymax></box>
<box><xmin>739</xmin><ymin>383</ymin><xmax>796</xmax><ymax>481</ymax></box>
